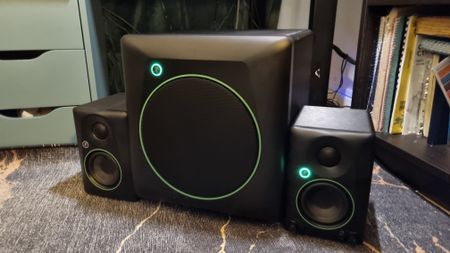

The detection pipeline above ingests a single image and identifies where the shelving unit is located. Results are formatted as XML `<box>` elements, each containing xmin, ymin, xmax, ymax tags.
<box><xmin>352</xmin><ymin>0</ymin><xmax>450</xmax><ymax>209</ymax></box>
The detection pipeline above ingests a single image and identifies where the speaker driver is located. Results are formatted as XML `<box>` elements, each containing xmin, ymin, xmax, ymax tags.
<box><xmin>296</xmin><ymin>179</ymin><xmax>354</xmax><ymax>230</ymax></box>
<box><xmin>91</xmin><ymin>122</ymin><xmax>109</xmax><ymax>140</ymax></box>
<box><xmin>84</xmin><ymin>149</ymin><xmax>122</xmax><ymax>191</ymax></box>
<box><xmin>139</xmin><ymin>74</ymin><xmax>261</xmax><ymax>200</ymax></box>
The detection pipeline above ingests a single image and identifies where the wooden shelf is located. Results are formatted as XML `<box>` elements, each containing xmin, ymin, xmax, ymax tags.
<box><xmin>368</xmin><ymin>0</ymin><xmax>450</xmax><ymax>6</ymax></box>
<box><xmin>376</xmin><ymin>134</ymin><xmax>450</xmax><ymax>180</ymax></box>
<box><xmin>375</xmin><ymin>133</ymin><xmax>450</xmax><ymax>210</ymax></box>
<box><xmin>353</xmin><ymin>0</ymin><xmax>450</xmax><ymax>211</ymax></box>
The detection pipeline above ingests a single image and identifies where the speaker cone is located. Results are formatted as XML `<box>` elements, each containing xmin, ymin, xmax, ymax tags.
<box><xmin>84</xmin><ymin>149</ymin><xmax>122</xmax><ymax>190</ymax></box>
<box><xmin>139</xmin><ymin>75</ymin><xmax>260</xmax><ymax>200</ymax></box>
<box><xmin>296</xmin><ymin>179</ymin><xmax>354</xmax><ymax>229</ymax></box>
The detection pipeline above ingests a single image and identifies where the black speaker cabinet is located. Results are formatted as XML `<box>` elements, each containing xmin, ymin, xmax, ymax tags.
<box><xmin>308</xmin><ymin>0</ymin><xmax>337</xmax><ymax>105</ymax></box>
<box><xmin>284</xmin><ymin>106</ymin><xmax>374</xmax><ymax>243</ymax></box>
<box><xmin>73</xmin><ymin>93</ymin><xmax>137</xmax><ymax>201</ymax></box>
<box><xmin>122</xmin><ymin>30</ymin><xmax>313</xmax><ymax>221</ymax></box>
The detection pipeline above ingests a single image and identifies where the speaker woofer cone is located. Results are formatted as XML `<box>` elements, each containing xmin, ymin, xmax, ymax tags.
<box><xmin>84</xmin><ymin>149</ymin><xmax>122</xmax><ymax>191</ymax></box>
<box><xmin>296</xmin><ymin>179</ymin><xmax>354</xmax><ymax>230</ymax></box>
<box><xmin>139</xmin><ymin>74</ymin><xmax>261</xmax><ymax>200</ymax></box>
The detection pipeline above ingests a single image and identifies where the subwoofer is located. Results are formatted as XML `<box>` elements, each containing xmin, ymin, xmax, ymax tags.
<box><xmin>122</xmin><ymin>30</ymin><xmax>313</xmax><ymax>221</ymax></box>
<box><xmin>73</xmin><ymin>93</ymin><xmax>137</xmax><ymax>201</ymax></box>
<box><xmin>284</xmin><ymin>106</ymin><xmax>374</xmax><ymax>243</ymax></box>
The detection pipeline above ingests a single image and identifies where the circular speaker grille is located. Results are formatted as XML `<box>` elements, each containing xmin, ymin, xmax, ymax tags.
<box><xmin>84</xmin><ymin>149</ymin><xmax>122</xmax><ymax>191</ymax></box>
<box><xmin>295</xmin><ymin>179</ymin><xmax>354</xmax><ymax>230</ymax></box>
<box><xmin>139</xmin><ymin>74</ymin><xmax>261</xmax><ymax>200</ymax></box>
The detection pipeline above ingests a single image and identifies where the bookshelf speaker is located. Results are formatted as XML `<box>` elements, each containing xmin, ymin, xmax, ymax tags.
<box><xmin>284</xmin><ymin>106</ymin><xmax>374</xmax><ymax>244</ymax></box>
<box><xmin>73</xmin><ymin>93</ymin><xmax>137</xmax><ymax>201</ymax></box>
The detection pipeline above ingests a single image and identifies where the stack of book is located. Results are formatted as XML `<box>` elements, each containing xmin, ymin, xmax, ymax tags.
<box><xmin>369</xmin><ymin>8</ymin><xmax>450</xmax><ymax>145</ymax></box>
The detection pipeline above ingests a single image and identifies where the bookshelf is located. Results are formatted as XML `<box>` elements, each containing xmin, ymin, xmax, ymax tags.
<box><xmin>353</xmin><ymin>0</ymin><xmax>450</xmax><ymax>210</ymax></box>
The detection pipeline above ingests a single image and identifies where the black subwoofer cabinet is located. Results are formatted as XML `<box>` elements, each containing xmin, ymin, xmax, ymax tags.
<box><xmin>121</xmin><ymin>30</ymin><xmax>313</xmax><ymax>221</ymax></box>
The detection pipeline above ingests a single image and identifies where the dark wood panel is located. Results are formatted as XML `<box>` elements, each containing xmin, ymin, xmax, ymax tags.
<box><xmin>375</xmin><ymin>133</ymin><xmax>450</xmax><ymax>210</ymax></box>
<box><xmin>368</xmin><ymin>0</ymin><xmax>450</xmax><ymax>6</ymax></box>
<box><xmin>352</xmin><ymin>0</ymin><xmax>379</xmax><ymax>109</ymax></box>
<box><xmin>376</xmin><ymin>133</ymin><xmax>450</xmax><ymax>181</ymax></box>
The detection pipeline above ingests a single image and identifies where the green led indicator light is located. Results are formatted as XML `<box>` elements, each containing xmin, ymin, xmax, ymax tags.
<box><xmin>298</xmin><ymin>167</ymin><xmax>312</xmax><ymax>179</ymax></box>
<box><xmin>150</xmin><ymin>63</ymin><xmax>163</xmax><ymax>77</ymax></box>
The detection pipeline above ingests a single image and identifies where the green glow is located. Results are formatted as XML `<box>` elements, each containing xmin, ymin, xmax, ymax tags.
<box><xmin>139</xmin><ymin>74</ymin><xmax>262</xmax><ymax>201</ymax></box>
<box><xmin>150</xmin><ymin>63</ymin><xmax>163</xmax><ymax>77</ymax></box>
<box><xmin>298</xmin><ymin>167</ymin><xmax>312</xmax><ymax>179</ymax></box>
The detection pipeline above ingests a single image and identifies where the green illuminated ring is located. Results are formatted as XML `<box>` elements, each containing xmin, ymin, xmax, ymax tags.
<box><xmin>83</xmin><ymin>148</ymin><xmax>123</xmax><ymax>191</ymax></box>
<box><xmin>139</xmin><ymin>74</ymin><xmax>262</xmax><ymax>201</ymax></box>
<box><xmin>150</xmin><ymin>63</ymin><xmax>163</xmax><ymax>77</ymax></box>
<box><xmin>299</xmin><ymin>167</ymin><xmax>312</xmax><ymax>179</ymax></box>
<box><xmin>295</xmin><ymin>179</ymin><xmax>355</xmax><ymax>230</ymax></box>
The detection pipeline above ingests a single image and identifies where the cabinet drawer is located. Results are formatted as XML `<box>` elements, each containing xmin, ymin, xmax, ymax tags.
<box><xmin>0</xmin><ymin>50</ymin><xmax>91</xmax><ymax>110</ymax></box>
<box><xmin>0</xmin><ymin>0</ymin><xmax>83</xmax><ymax>50</ymax></box>
<box><xmin>0</xmin><ymin>107</ymin><xmax>76</xmax><ymax>148</ymax></box>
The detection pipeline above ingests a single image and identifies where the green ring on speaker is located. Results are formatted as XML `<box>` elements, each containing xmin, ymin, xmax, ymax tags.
<box><xmin>295</xmin><ymin>179</ymin><xmax>355</xmax><ymax>230</ymax></box>
<box><xmin>139</xmin><ymin>74</ymin><xmax>262</xmax><ymax>201</ymax></box>
<box><xmin>83</xmin><ymin>148</ymin><xmax>123</xmax><ymax>191</ymax></box>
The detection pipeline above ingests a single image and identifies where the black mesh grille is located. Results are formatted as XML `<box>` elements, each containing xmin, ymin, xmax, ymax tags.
<box><xmin>140</xmin><ymin>77</ymin><xmax>259</xmax><ymax>198</ymax></box>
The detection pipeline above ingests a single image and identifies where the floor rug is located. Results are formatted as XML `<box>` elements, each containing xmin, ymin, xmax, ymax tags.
<box><xmin>0</xmin><ymin>147</ymin><xmax>448</xmax><ymax>252</ymax></box>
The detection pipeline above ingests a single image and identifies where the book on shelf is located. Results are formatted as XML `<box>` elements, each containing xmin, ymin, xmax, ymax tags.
<box><xmin>371</xmin><ymin>8</ymin><xmax>411</xmax><ymax>132</ymax></box>
<box><xmin>427</xmin><ymin>80</ymin><xmax>450</xmax><ymax>145</ymax></box>
<box><xmin>428</xmin><ymin>56</ymin><xmax>450</xmax><ymax>144</ymax></box>
<box><xmin>419</xmin><ymin>39</ymin><xmax>450</xmax><ymax>137</ymax></box>
<box><xmin>371</xmin><ymin>9</ymin><xmax>398</xmax><ymax>132</ymax></box>
<box><xmin>383</xmin><ymin>16</ymin><xmax>406</xmax><ymax>133</ymax></box>
<box><xmin>448</xmin><ymin>117</ymin><xmax>450</xmax><ymax>143</ymax></box>
<box><xmin>402</xmin><ymin>35</ymin><xmax>435</xmax><ymax>135</ymax></box>
<box><xmin>367</xmin><ymin>16</ymin><xmax>387</xmax><ymax>113</ymax></box>
<box><xmin>433</xmin><ymin>56</ymin><xmax>450</xmax><ymax>107</ymax></box>
<box><xmin>389</xmin><ymin>15</ymin><xmax>417</xmax><ymax>134</ymax></box>
<box><xmin>419</xmin><ymin>37</ymin><xmax>450</xmax><ymax>56</ymax></box>
<box><xmin>416</xmin><ymin>16</ymin><xmax>450</xmax><ymax>39</ymax></box>
<box><xmin>368</xmin><ymin>10</ymin><xmax>450</xmax><ymax>144</ymax></box>
<box><xmin>423</xmin><ymin>54</ymin><xmax>440</xmax><ymax>137</ymax></box>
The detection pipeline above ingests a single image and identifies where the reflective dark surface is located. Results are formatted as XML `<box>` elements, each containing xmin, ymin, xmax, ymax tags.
<box><xmin>100</xmin><ymin>0</ymin><xmax>281</xmax><ymax>93</ymax></box>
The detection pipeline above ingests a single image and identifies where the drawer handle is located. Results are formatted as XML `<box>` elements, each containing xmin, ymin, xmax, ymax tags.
<box><xmin>0</xmin><ymin>50</ymin><xmax>48</xmax><ymax>60</ymax></box>
<box><xmin>0</xmin><ymin>107</ymin><xmax>55</xmax><ymax>119</ymax></box>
